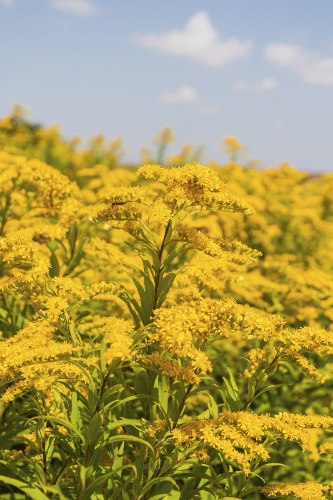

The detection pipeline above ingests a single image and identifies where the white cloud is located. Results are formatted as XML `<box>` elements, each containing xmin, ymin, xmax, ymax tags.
<box><xmin>264</xmin><ymin>42</ymin><xmax>333</xmax><ymax>86</ymax></box>
<box><xmin>233</xmin><ymin>80</ymin><xmax>249</xmax><ymax>92</ymax></box>
<box><xmin>264</xmin><ymin>44</ymin><xmax>307</xmax><ymax>67</ymax></box>
<box><xmin>50</xmin><ymin>0</ymin><xmax>98</xmax><ymax>16</ymax></box>
<box><xmin>135</xmin><ymin>11</ymin><xmax>252</xmax><ymax>68</ymax></box>
<box><xmin>234</xmin><ymin>76</ymin><xmax>277</xmax><ymax>93</ymax></box>
<box><xmin>161</xmin><ymin>85</ymin><xmax>220</xmax><ymax>116</ymax></box>
<box><xmin>255</xmin><ymin>76</ymin><xmax>277</xmax><ymax>92</ymax></box>
<box><xmin>161</xmin><ymin>85</ymin><xmax>199</xmax><ymax>104</ymax></box>
<box><xmin>0</xmin><ymin>0</ymin><xmax>15</xmax><ymax>6</ymax></box>
<box><xmin>302</xmin><ymin>58</ymin><xmax>333</xmax><ymax>85</ymax></box>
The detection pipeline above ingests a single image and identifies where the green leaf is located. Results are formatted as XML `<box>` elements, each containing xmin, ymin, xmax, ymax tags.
<box><xmin>79</xmin><ymin>465</ymin><xmax>93</xmax><ymax>492</ymax></box>
<box><xmin>255</xmin><ymin>462</ymin><xmax>288</xmax><ymax>471</ymax></box>
<box><xmin>157</xmin><ymin>375</ymin><xmax>169</xmax><ymax>414</ymax></box>
<box><xmin>226</xmin><ymin>367</ymin><xmax>239</xmax><ymax>393</ymax></box>
<box><xmin>157</xmin><ymin>451</ymin><xmax>179</xmax><ymax>477</ymax></box>
<box><xmin>144</xmin><ymin>246</ymin><xmax>161</xmax><ymax>273</ymax></box>
<box><xmin>42</xmin><ymin>484</ymin><xmax>68</xmax><ymax>500</ymax></box>
<box><xmin>45</xmin><ymin>434</ymin><xmax>56</xmax><ymax>464</ymax></box>
<box><xmin>254</xmin><ymin>383</ymin><xmax>287</xmax><ymax>400</ymax></box>
<box><xmin>68</xmin><ymin>224</ymin><xmax>78</xmax><ymax>257</ymax></box>
<box><xmin>112</xmin><ymin>442</ymin><xmax>125</xmax><ymax>472</ymax></box>
<box><xmin>132</xmin><ymin>277</ymin><xmax>151</xmax><ymax>324</ymax></box>
<box><xmin>49</xmin><ymin>251</ymin><xmax>60</xmax><ymax>277</ymax></box>
<box><xmin>222</xmin><ymin>377</ymin><xmax>239</xmax><ymax>403</ymax></box>
<box><xmin>124</xmin><ymin>298</ymin><xmax>141</xmax><ymax>328</ymax></box>
<box><xmin>138</xmin><ymin>477</ymin><xmax>179</xmax><ymax>499</ymax></box>
<box><xmin>82</xmin><ymin>465</ymin><xmax>136</xmax><ymax>500</ymax></box>
<box><xmin>156</xmin><ymin>272</ymin><xmax>176</xmax><ymax>307</ymax></box>
<box><xmin>103</xmin><ymin>393</ymin><xmax>153</xmax><ymax>412</ymax></box>
<box><xmin>0</xmin><ymin>476</ymin><xmax>49</xmax><ymax>500</ymax></box>
<box><xmin>97</xmin><ymin>385</ymin><xmax>123</xmax><ymax>407</ymax></box>
<box><xmin>163</xmin><ymin>245</ymin><xmax>188</xmax><ymax>271</ymax></box>
<box><xmin>0</xmin><ymin>306</ymin><xmax>8</xmax><ymax>319</ymax></box>
<box><xmin>175</xmin><ymin>470</ymin><xmax>236</xmax><ymax>482</ymax></box>
<box><xmin>29</xmin><ymin>416</ymin><xmax>85</xmax><ymax>442</ymax></box>
<box><xmin>107</xmin><ymin>434</ymin><xmax>154</xmax><ymax>453</ymax></box>
<box><xmin>149</xmin><ymin>494</ymin><xmax>180</xmax><ymax>500</ymax></box>
<box><xmin>140</xmin><ymin>253</ymin><xmax>155</xmax><ymax>276</ymax></box>
<box><xmin>65</xmin><ymin>240</ymin><xmax>85</xmax><ymax>275</ymax></box>
<box><xmin>106</xmin><ymin>418</ymin><xmax>144</xmax><ymax>434</ymax></box>
<box><xmin>143</xmin><ymin>273</ymin><xmax>155</xmax><ymax>308</ymax></box>
<box><xmin>86</xmin><ymin>412</ymin><xmax>102</xmax><ymax>445</ymax></box>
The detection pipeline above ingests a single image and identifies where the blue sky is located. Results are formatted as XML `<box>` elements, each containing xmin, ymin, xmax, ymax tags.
<box><xmin>1</xmin><ymin>0</ymin><xmax>333</xmax><ymax>171</ymax></box>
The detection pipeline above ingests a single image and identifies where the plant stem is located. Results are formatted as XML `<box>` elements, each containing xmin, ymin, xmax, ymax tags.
<box><xmin>172</xmin><ymin>383</ymin><xmax>194</xmax><ymax>429</ymax></box>
<box><xmin>151</xmin><ymin>220</ymin><xmax>171</xmax><ymax>313</ymax></box>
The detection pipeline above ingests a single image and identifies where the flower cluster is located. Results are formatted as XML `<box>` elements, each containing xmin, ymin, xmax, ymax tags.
<box><xmin>173</xmin><ymin>411</ymin><xmax>333</xmax><ymax>474</ymax></box>
<box><xmin>138</xmin><ymin>162</ymin><xmax>253</xmax><ymax>214</ymax></box>
<box><xmin>0</xmin><ymin>321</ymin><xmax>79</xmax><ymax>402</ymax></box>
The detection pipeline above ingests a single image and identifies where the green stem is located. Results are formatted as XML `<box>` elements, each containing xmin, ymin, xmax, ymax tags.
<box><xmin>172</xmin><ymin>383</ymin><xmax>194</xmax><ymax>429</ymax></box>
<box><xmin>53</xmin><ymin>456</ymin><xmax>71</xmax><ymax>485</ymax></box>
<box><xmin>151</xmin><ymin>220</ymin><xmax>171</xmax><ymax>313</ymax></box>
<box><xmin>95</xmin><ymin>369</ymin><xmax>111</xmax><ymax>414</ymax></box>
<box><xmin>77</xmin><ymin>369</ymin><xmax>111</xmax><ymax>498</ymax></box>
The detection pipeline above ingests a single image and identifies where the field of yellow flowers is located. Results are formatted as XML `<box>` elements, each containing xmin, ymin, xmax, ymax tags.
<box><xmin>1</xmin><ymin>106</ymin><xmax>333</xmax><ymax>499</ymax></box>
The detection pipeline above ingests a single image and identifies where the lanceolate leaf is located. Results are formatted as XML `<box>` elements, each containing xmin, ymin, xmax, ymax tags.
<box><xmin>0</xmin><ymin>476</ymin><xmax>49</xmax><ymax>500</ymax></box>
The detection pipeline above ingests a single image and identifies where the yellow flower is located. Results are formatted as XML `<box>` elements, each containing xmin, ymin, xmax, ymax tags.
<box><xmin>262</xmin><ymin>481</ymin><xmax>330</xmax><ymax>500</ymax></box>
<box><xmin>0</xmin><ymin>320</ymin><xmax>82</xmax><ymax>402</ymax></box>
